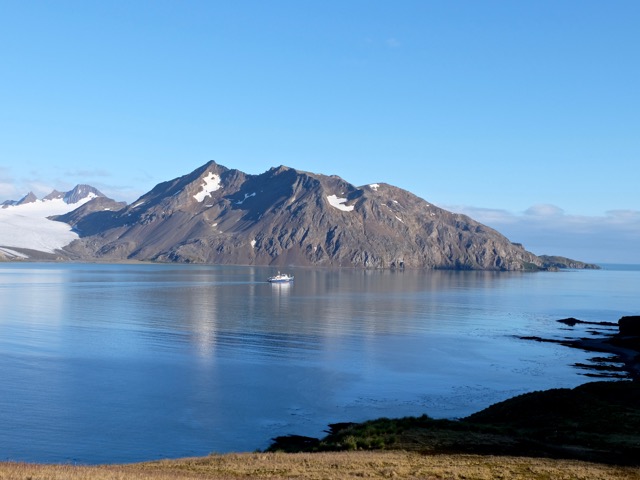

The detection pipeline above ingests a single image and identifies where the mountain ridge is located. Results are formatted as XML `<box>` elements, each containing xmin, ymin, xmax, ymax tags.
<box><xmin>1</xmin><ymin>184</ymin><xmax>106</xmax><ymax>208</ymax></box>
<box><xmin>0</xmin><ymin>184</ymin><xmax>110</xmax><ymax>258</ymax></box>
<box><xmin>0</xmin><ymin>164</ymin><xmax>597</xmax><ymax>270</ymax></box>
<box><xmin>59</xmin><ymin>161</ymin><xmax>567</xmax><ymax>270</ymax></box>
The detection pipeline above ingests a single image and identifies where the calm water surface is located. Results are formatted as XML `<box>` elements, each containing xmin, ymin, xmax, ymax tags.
<box><xmin>0</xmin><ymin>263</ymin><xmax>638</xmax><ymax>464</ymax></box>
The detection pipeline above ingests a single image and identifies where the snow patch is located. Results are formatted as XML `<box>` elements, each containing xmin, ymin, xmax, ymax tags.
<box><xmin>194</xmin><ymin>172</ymin><xmax>222</xmax><ymax>202</ymax></box>
<box><xmin>327</xmin><ymin>195</ymin><xmax>354</xmax><ymax>212</ymax></box>
<box><xmin>251</xmin><ymin>239</ymin><xmax>256</xmax><ymax>248</ymax></box>
<box><xmin>236</xmin><ymin>192</ymin><xmax>256</xmax><ymax>205</ymax></box>
<box><xmin>395</xmin><ymin>216</ymin><xmax>404</xmax><ymax>224</ymax></box>
<box><xmin>369</xmin><ymin>184</ymin><xmax>380</xmax><ymax>191</ymax></box>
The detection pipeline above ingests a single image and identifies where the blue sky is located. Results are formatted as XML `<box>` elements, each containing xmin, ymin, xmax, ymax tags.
<box><xmin>1</xmin><ymin>1</ymin><xmax>638</xmax><ymax>263</ymax></box>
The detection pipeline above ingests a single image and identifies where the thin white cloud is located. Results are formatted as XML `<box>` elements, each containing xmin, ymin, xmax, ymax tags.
<box><xmin>0</xmin><ymin>183</ymin><xmax>16</xmax><ymax>200</ymax></box>
<box><xmin>524</xmin><ymin>204</ymin><xmax>565</xmax><ymax>217</ymax></box>
<box><xmin>0</xmin><ymin>168</ymin><xmax>17</xmax><ymax>200</ymax></box>
<box><xmin>447</xmin><ymin>204</ymin><xmax>640</xmax><ymax>264</ymax></box>
<box><xmin>64</xmin><ymin>168</ymin><xmax>111</xmax><ymax>178</ymax></box>
<box><xmin>386</xmin><ymin>37</ymin><xmax>401</xmax><ymax>48</ymax></box>
<box><xmin>11</xmin><ymin>181</ymin><xmax>56</xmax><ymax>199</ymax></box>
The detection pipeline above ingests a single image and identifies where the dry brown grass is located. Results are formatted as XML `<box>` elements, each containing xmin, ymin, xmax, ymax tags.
<box><xmin>2</xmin><ymin>452</ymin><xmax>639</xmax><ymax>480</ymax></box>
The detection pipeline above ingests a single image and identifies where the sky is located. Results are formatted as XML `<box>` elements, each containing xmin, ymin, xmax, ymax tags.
<box><xmin>1</xmin><ymin>1</ymin><xmax>638</xmax><ymax>263</ymax></box>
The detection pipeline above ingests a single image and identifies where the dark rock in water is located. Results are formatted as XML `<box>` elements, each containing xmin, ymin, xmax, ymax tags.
<box><xmin>619</xmin><ymin>316</ymin><xmax>640</xmax><ymax>336</ymax></box>
<box><xmin>526</xmin><ymin>314</ymin><xmax>640</xmax><ymax>380</ymax></box>
<box><xmin>557</xmin><ymin>317</ymin><xmax>618</xmax><ymax>327</ymax></box>
<box><xmin>558</xmin><ymin>317</ymin><xmax>581</xmax><ymax>326</ymax></box>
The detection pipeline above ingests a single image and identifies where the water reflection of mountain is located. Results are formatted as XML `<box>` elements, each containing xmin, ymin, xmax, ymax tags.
<box><xmin>158</xmin><ymin>267</ymin><xmax>526</xmax><ymax>359</ymax></box>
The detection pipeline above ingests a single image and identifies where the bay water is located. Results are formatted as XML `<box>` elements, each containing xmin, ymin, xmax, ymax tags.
<box><xmin>0</xmin><ymin>263</ymin><xmax>638</xmax><ymax>464</ymax></box>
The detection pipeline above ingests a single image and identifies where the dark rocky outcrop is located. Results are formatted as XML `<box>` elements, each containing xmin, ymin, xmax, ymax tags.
<box><xmin>524</xmin><ymin>315</ymin><xmax>640</xmax><ymax>380</ymax></box>
<box><xmin>557</xmin><ymin>317</ymin><xmax>617</xmax><ymax>327</ymax></box>
<box><xmin>619</xmin><ymin>316</ymin><xmax>640</xmax><ymax>336</ymax></box>
<box><xmin>61</xmin><ymin>161</ymin><xmax>566</xmax><ymax>270</ymax></box>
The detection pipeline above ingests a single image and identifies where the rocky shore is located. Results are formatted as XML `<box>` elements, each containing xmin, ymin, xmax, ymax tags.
<box><xmin>521</xmin><ymin>315</ymin><xmax>640</xmax><ymax>380</ymax></box>
<box><xmin>267</xmin><ymin>316</ymin><xmax>640</xmax><ymax>465</ymax></box>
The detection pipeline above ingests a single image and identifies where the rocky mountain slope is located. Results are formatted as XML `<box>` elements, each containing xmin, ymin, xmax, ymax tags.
<box><xmin>62</xmin><ymin>161</ymin><xmax>551</xmax><ymax>270</ymax></box>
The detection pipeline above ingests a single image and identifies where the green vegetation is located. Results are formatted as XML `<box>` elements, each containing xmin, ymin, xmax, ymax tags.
<box><xmin>268</xmin><ymin>381</ymin><xmax>640</xmax><ymax>465</ymax></box>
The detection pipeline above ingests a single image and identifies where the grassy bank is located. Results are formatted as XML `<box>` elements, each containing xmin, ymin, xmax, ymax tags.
<box><xmin>2</xmin><ymin>452</ymin><xmax>639</xmax><ymax>479</ymax></box>
<box><xmin>268</xmin><ymin>381</ymin><xmax>640</xmax><ymax>466</ymax></box>
<box><xmin>3</xmin><ymin>381</ymin><xmax>639</xmax><ymax>480</ymax></box>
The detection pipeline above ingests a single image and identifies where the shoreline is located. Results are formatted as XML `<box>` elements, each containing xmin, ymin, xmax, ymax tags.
<box><xmin>521</xmin><ymin>316</ymin><xmax>640</xmax><ymax>381</ymax></box>
<box><xmin>2</xmin><ymin>314</ymin><xmax>638</xmax><ymax>471</ymax></box>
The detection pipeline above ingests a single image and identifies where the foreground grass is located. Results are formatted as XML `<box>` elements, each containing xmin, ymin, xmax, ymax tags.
<box><xmin>2</xmin><ymin>452</ymin><xmax>640</xmax><ymax>480</ymax></box>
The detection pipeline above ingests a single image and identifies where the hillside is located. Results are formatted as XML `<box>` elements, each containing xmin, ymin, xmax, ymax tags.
<box><xmin>268</xmin><ymin>380</ymin><xmax>640</xmax><ymax>466</ymax></box>
<box><xmin>62</xmin><ymin>161</ymin><xmax>550</xmax><ymax>270</ymax></box>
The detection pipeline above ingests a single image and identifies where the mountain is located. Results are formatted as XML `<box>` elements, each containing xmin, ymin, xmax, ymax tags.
<box><xmin>62</xmin><ymin>161</ymin><xmax>550</xmax><ymax>270</ymax></box>
<box><xmin>1</xmin><ymin>191</ymin><xmax>38</xmax><ymax>207</ymax></box>
<box><xmin>2</xmin><ymin>185</ymin><xmax>106</xmax><ymax>208</ymax></box>
<box><xmin>63</xmin><ymin>184</ymin><xmax>106</xmax><ymax>204</ymax></box>
<box><xmin>0</xmin><ymin>185</ymin><xmax>110</xmax><ymax>259</ymax></box>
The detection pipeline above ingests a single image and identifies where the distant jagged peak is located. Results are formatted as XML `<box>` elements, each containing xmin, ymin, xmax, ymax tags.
<box><xmin>43</xmin><ymin>190</ymin><xmax>65</xmax><ymax>201</ymax></box>
<box><xmin>362</xmin><ymin>182</ymin><xmax>399</xmax><ymax>194</ymax></box>
<box><xmin>187</xmin><ymin>161</ymin><xmax>237</xmax><ymax>203</ymax></box>
<box><xmin>268</xmin><ymin>164</ymin><xmax>292</xmax><ymax>174</ymax></box>
<box><xmin>63</xmin><ymin>184</ymin><xmax>105</xmax><ymax>204</ymax></box>
<box><xmin>2</xmin><ymin>185</ymin><xmax>106</xmax><ymax>209</ymax></box>
<box><xmin>123</xmin><ymin>161</ymin><xmax>237</xmax><ymax>213</ymax></box>
<box><xmin>191</xmin><ymin>160</ymin><xmax>230</xmax><ymax>179</ymax></box>
<box><xmin>16</xmin><ymin>191</ymin><xmax>38</xmax><ymax>205</ymax></box>
<box><xmin>1</xmin><ymin>191</ymin><xmax>37</xmax><ymax>208</ymax></box>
